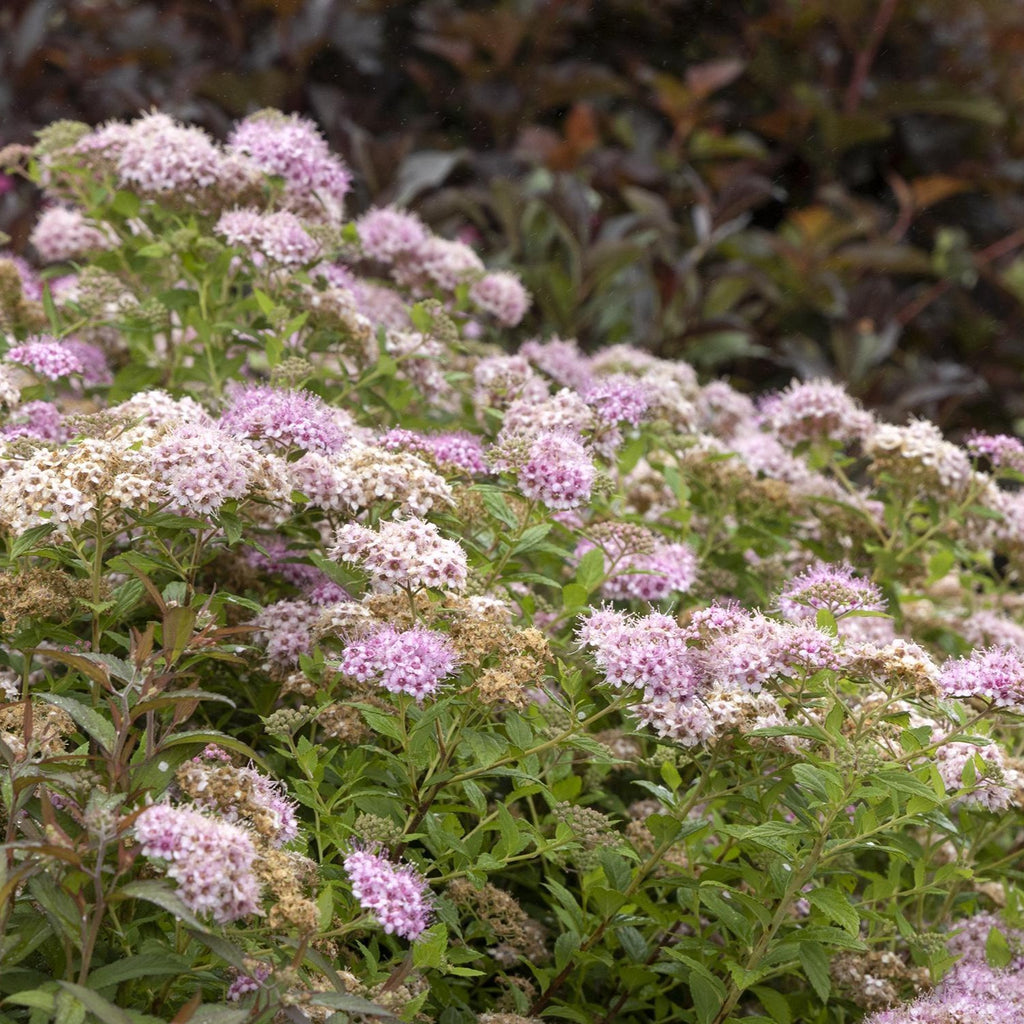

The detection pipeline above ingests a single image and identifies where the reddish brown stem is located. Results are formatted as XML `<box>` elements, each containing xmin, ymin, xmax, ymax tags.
<box><xmin>843</xmin><ymin>0</ymin><xmax>899</xmax><ymax>114</ymax></box>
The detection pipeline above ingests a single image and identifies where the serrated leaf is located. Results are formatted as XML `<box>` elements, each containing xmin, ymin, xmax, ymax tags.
<box><xmin>799</xmin><ymin>942</ymin><xmax>832</xmax><ymax>1002</ymax></box>
<box><xmin>806</xmin><ymin>888</ymin><xmax>860</xmax><ymax>935</ymax></box>
<box><xmin>35</xmin><ymin>693</ymin><xmax>114</xmax><ymax>752</ymax></box>
<box><xmin>575</xmin><ymin>547</ymin><xmax>605</xmax><ymax>592</ymax></box>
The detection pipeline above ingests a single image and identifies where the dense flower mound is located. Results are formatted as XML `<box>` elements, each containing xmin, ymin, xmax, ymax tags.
<box><xmin>220</xmin><ymin>384</ymin><xmax>349</xmax><ymax>454</ymax></box>
<box><xmin>226</xmin><ymin>110</ymin><xmax>351</xmax><ymax>223</ymax></box>
<box><xmin>939</xmin><ymin>645</ymin><xmax>1024</xmax><ymax>711</ymax></box>
<box><xmin>760</xmin><ymin>378</ymin><xmax>874</xmax><ymax>446</ymax></box>
<box><xmin>331</xmin><ymin>518</ymin><xmax>469</xmax><ymax>592</ymax></box>
<box><xmin>135</xmin><ymin>804</ymin><xmax>261</xmax><ymax>924</ymax></box>
<box><xmin>342</xmin><ymin>845</ymin><xmax>432</xmax><ymax>940</ymax></box>
<box><xmin>340</xmin><ymin>624</ymin><xmax>459</xmax><ymax>699</ymax></box>
<box><xmin>866</xmin><ymin>915</ymin><xmax>1024</xmax><ymax>1022</ymax></box>
<box><xmin>4</xmin><ymin>106</ymin><xmax>1024</xmax><ymax>1024</ymax></box>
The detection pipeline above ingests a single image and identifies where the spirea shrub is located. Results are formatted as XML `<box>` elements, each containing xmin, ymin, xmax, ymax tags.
<box><xmin>0</xmin><ymin>109</ymin><xmax>1022</xmax><ymax>1024</ymax></box>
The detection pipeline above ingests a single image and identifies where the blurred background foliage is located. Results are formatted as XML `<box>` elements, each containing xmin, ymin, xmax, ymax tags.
<box><xmin>4</xmin><ymin>0</ymin><xmax>1024</xmax><ymax>431</ymax></box>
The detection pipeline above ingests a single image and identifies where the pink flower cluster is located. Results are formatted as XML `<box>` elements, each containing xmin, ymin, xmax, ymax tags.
<box><xmin>867</xmin><ymin>914</ymin><xmax>1024</xmax><ymax>1023</ymax></box>
<box><xmin>7</xmin><ymin>337</ymin><xmax>86</xmax><ymax>380</ymax></box>
<box><xmin>967</xmin><ymin>431</ymin><xmax>1024</xmax><ymax>474</ymax></box>
<box><xmin>517</xmin><ymin>432</ymin><xmax>596</xmax><ymax>510</ymax></box>
<box><xmin>576</xmin><ymin>531</ymin><xmax>698</xmax><ymax>603</ymax></box>
<box><xmin>760</xmin><ymin>378</ymin><xmax>874</xmax><ymax>446</ymax></box>
<box><xmin>379</xmin><ymin>429</ymin><xmax>488</xmax><ymax>475</ymax></box>
<box><xmin>343</xmin><ymin>845</ymin><xmax>432</xmax><ymax>940</ymax></box>
<box><xmin>933</xmin><ymin>737</ymin><xmax>1017</xmax><ymax>811</ymax></box>
<box><xmin>939</xmin><ymin>645</ymin><xmax>1024</xmax><ymax>711</ymax></box>
<box><xmin>192</xmin><ymin>747</ymin><xmax>299</xmax><ymax>846</ymax></box>
<box><xmin>584</xmin><ymin>374</ymin><xmax>651</xmax><ymax>427</ymax></box>
<box><xmin>151</xmin><ymin>425</ymin><xmax>253</xmax><ymax>516</ymax></box>
<box><xmin>227</xmin><ymin>110</ymin><xmax>351</xmax><ymax>223</ymax></box>
<box><xmin>340</xmin><ymin>625</ymin><xmax>458</xmax><ymax>700</ymax></box>
<box><xmin>134</xmin><ymin>804</ymin><xmax>261</xmax><ymax>923</ymax></box>
<box><xmin>252</xmin><ymin>599</ymin><xmax>323</xmax><ymax>666</ymax></box>
<box><xmin>220</xmin><ymin>384</ymin><xmax>349</xmax><ymax>454</ymax></box>
<box><xmin>215</xmin><ymin>208</ymin><xmax>320</xmax><ymax>266</ymax></box>
<box><xmin>579</xmin><ymin>605</ymin><xmax>839</xmax><ymax>745</ymax></box>
<box><xmin>29</xmin><ymin>207</ymin><xmax>115</xmax><ymax>263</ymax></box>
<box><xmin>356</xmin><ymin>206</ymin><xmax>530</xmax><ymax>325</ymax></box>
<box><xmin>331</xmin><ymin>518</ymin><xmax>468</xmax><ymax>593</ymax></box>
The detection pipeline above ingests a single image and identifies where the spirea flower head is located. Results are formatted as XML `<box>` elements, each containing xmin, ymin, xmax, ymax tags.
<box><xmin>107</xmin><ymin>112</ymin><xmax>257</xmax><ymax>208</ymax></box>
<box><xmin>520</xmin><ymin>336</ymin><xmax>594</xmax><ymax>391</ymax></box>
<box><xmin>252</xmin><ymin>599</ymin><xmax>322</xmax><ymax>666</ymax></box>
<box><xmin>227</xmin><ymin>110</ymin><xmax>351</xmax><ymax>223</ymax></box>
<box><xmin>220</xmin><ymin>384</ymin><xmax>349</xmax><ymax>454</ymax></box>
<box><xmin>778</xmin><ymin>562</ymin><xmax>886</xmax><ymax>620</ymax></box>
<box><xmin>3</xmin><ymin>401</ymin><xmax>66</xmax><ymax>442</ymax></box>
<box><xmin>697</xmin><ymin>380</ymin><xmax>757</xmax><ymax>439</ymax></box>
<box><xmin>933</xmin><ymin>736</ymin><xmax>1017</xmax><ymax>811</ymax></box>
<box><xmin>760</xmin><ymin>378</ymin><xmax>874</xmax><ymax>447</ymax></box>
<box><xmin>473</xmin><ymin>354</ymin><xmax>549</xmax><ymax>411</ymax></box>
<box><xmin>2</xmin><ymin>252</ymin><xmax>43</xmax><ymax>301</ymax></box>
<box><xmin>577</xmin><ymin>609</ymin><xmax>703</xmax><ymax>702</ymax></box>
<box><xmin>516</xmin><ymin>431</ymin><xmax>596</xmax><ymax>510</ymax></box>
<box><xmin>356</xmin><ymin>206</ymin><xmax>430</xmax><ymax>262</ymax></box>
<box><xmin>468</xmin><ymin>271</ymin><xmax>531</xmax><ymax>326</ymax></box>
<box><xmin>576</xmin><ymin>528</ymin><xmax>698</xmax><ymax>603</ymax></box>
<box><xmin>945</xmin><ymin>911</ymin><xmax>1024</xmax><ymax>970</ymax></box>
<box><xmin>343</xmin><ymin>844</ymin><xmax>432</xmax><ymax>940</ymax></box>
<box><xmin>699</xmin><ymin>612</ymin><xmax>840</xmax><ymax>692</ymax></box>
<box><xmin>584</xmin><ymin>374</ymin><xmax>652</xmax><ymax>428</ymax></box>
<box><xmin>409</xmin><ymin>235</ymin><xmax>485</xmax><ymax>292</ymax></box>
<box><xmin>177</xmin><ymin>750</ymin><xmax>299</xmax><ymax>847</ymax></box>
<box><xmin>289</xmin><ymin>444</ymin><xmax>452</xmax><ymax>516</ymax></box>
<box><xmin>151</xmin><ymin>425</ymin><xmax>252</xmax><ymax>516</ymax></box>
<box><xmin>331</xmin><ymin>518</ymin><xmax>468</xmax><ymax>593</ymax></box>
<box><xmin>29</xmin><ymin>206</ymin><xmax>116</xmax><ymax>263</ymax></box>
<box><xmin>865</xmin><ymin>418</ymin><xmax>972</xmax><ymax>497</ymax></box>
<box><xmin>379</xmin><ymin>429</ymin><xmax>488</xmax><ymax>475</ymax></box>
<box><xmin>967</xmin><ymin>431</ymin><xmax>1024</xmax><ymax>474</ymax></box>
<box><xmin>939</xmin><ymin>646</ymin><xmax>1024</xmax><ymax>711</ymax></box>
<box><xmin>864</xmin><ymin>955</ymin><xmax>1024</xmax><ymax>1023</ymax></box>
<box><xmin>216</xmin><ymin>208</ymin><xmax>320</xmax><ymax>266</ymax></box>
<box><xmin>340</xmin><ymin>625</ymin><xmax>458</xmax><ymax>700</ymax></box>
<box><xmin>6</xmin><ymin>337</ymin><xmax>85</xmax><ymax>380</ymax></box>
<box><xmin>134</xmin><ymin>804</ymin><xmax>261</xmax><ymax>924</ymax></box>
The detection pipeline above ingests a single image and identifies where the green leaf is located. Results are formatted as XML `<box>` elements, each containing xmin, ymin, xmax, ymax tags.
<box><xmin>253</xmin><ymin>289</ymin><xmax>276</xmax><ymax>316</ymax></box>
<box><xmin>752</xmin><ymin>985</ymin><xmax>792</xmax><ymax>1024</ymax></box>
<box><xmin>554</xmin><ymin>930</ymin><xmax>580</xmax><ymax>971</ymax></box>
<box><xmin>189</xmin><ymin>1010</ymin><xmax>251</xmax><ymax>1024</ymax></box>
<box><xmin>117</xmin><ymin>881</ymin><xmax>207</xmax><ymax>931</ymax></box>
<box><xmin>86</xmin><ymin>953</ymin><xmax>191</xmax><ymax>991</ymax></box>
<box><xmin>110</xmin><ymin>191</ymin><xmax>140</xmax><ymax>218</ymax></box>
<box><xmin>55</xmin><ymin>983</ymin><xmax>135</xmax><ymax>1024</ymax></box>
<box><xmin>306</xmin><ymin>992</ymin><xmax>399</xmax><ymax>1018</ymax></box>
<box><xmin>799</xmin><ymin>942</ymin><xmax>831</xmax><ymax>1003</ymax></box>
<box><xmin>412</xmin><ymin>923</ymin><xmax>447</xmax><ymax>969</ymax></box>
<box><xmin>986</xmin><ymin>925</ymin><xmax>1013</xmax><ymax>969</ymax></box>
<box><xmin>575</xmin><ymin>547</ymin><xmax>605</xmax><ymax>592</ymax></box>
<box><xmin>806</xmin><ymin>888</ymin><xmax>860</xmax><ymax>936</ymax></box>
<box><xmin>690</xmin><ymin>972</ymin><xmax>726</xmax><ymax>1024</ymax></box>
<box><xmin>562</xmin><ymin>583</ymin><xmax>587</xmax><ymax>610</ymax></box>
<box><xmin>815</xmin><ymin>608</ymin><xmax>838</xmax><ymax>636</ymax></box>
<box><xmin>511</xmin><ymin>523</ymin><xmax>552</xmax><ymax>555</ymax></box>
<box><xmin>35</xmin><ymin>693</ymin><xmax>115</xmax><ymax>752</ymax></box>
<box><xmin>156</xmin><ymin>731</ymin><xmax>267</xmax><ymax>768</ymax></box>
<box><xmin>4</xmin><ymin>990</ymin><xmax>56</xmax><ymax>1012</ymax></box>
